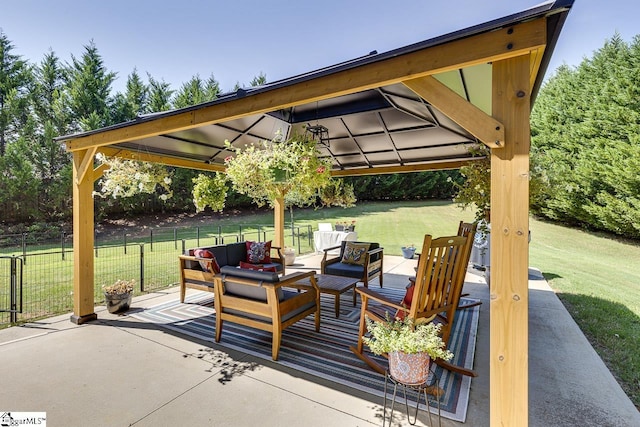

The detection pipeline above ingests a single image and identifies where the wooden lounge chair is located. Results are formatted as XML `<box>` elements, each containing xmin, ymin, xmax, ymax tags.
<box><xmin>213</xmin><ymin>267</ymin><xmax>320</xmax><ymax>361</ymax></box>
<box><xmin>351</xmin><ymin>232</ymin><xmax>477</xmax><ymax>377</ymax></box>
<box><xmin>321</xmin><ymin>241</ymin><xmax>383</xmax><ymax>288</ymax></box>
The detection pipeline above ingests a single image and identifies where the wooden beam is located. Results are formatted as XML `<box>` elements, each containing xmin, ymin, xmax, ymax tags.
<box><xmin>94</xmin><ymin>162</ymin><xmax>109</xmax><ymax>182</ymax></box>
<box><xmin>98</xmin><ymin>147</ymin><xmax>225</xmax><ymax>172</ymax></box>
<box><xmin>75</xmin><ymin>147</ymin><xmax>96</xmax><ymax>185</ymax></box>
<box><xmin>70</xmin><ymin>149</ymin><xmax>97</xmax><ymax>325</ymax></box>
<box><xmin>490</xmin><ymin>55</ymin><xmax>531</xmax><ymax>426</ymax></box>
<box><xmin>403</xmin><ymin>76</ymin><xmax>505</xmax><ymax>148</ymax></box>
<box><xmin>63</xmin><ymin>18</ymin><xmax>546</xmax><ymax>152</ymax></box>
<box><xmin>330</xmin><ymin>159</ymin><xmax>480</xmax><ymax>177</ymax></box>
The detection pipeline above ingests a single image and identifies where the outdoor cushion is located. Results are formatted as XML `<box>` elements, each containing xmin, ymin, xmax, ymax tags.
<box><xmin>223</xmin><ymin>291</ymin><xmax>315</xmax><ymax>322</ymax></box>
<box><xmin>324</xmin><ymin>262</ymin><xmax>367</xmax><ymax>279</ymax></box>
<box><xmin>341</xmin><ymin>242</ymin><xmax>371</xmax><ymax>266</ymax></box>
<box><xmin>193</xmin><ymin>248</ymin><xmax>221</xmax><ymax>274</ymax></box>
<box><xmin>225</xmin><ymin>242</ymin><xmax>246</xmax><ymax>266</ymax></box>
<box><xmin>220</xmin><ymin>265</ymin><xmax>280</xmax><ymax>283</ymax></box>
<box><xmin>239</xmin><ymin>261</ymin><xmax>277</xmax><ymax>272</ymax></box>
<box><xmin>396</xmin><ymin>283</ymin><xmax>415</xmax><ymax>320</ymax></box>
<box><xmin>246</xmin><ymin>240</ymin><xmax>272</xmax><ymax>264</ymax></box>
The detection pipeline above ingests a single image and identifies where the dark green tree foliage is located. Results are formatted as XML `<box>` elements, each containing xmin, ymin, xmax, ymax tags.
<box><xmin>0</xmin><ymin>31</ymin><xmax>32</xmax><ymax>156</ymax></box>
<box><xmin>173</xmin><ymin>74</ymin><xmax>220</xmax><ymax>108</ymax></box>
<box><xmin>25</xmin><ymin>51</ymin><xmax>73</xmax><ymax>220</ymax></box>
<box><xmin>111</xmin><ymin>68</ymin><xmax>148</xmax><ymax>123</ymax></box>
<box><xmin>65</xmin><ymin>40</ymin><xmax>115</xmax><ymax>131</ymax></box>
<box><xmin>346</xmin><ymin>171</ymin><xmax>460</xmax><ymax>201</ymax></box>
<box><xmin>531</xmin><ymin>34</ymin><xmax>640</xmax><ymax>237</ymax></box>
<box><xmin>147</xmin><ymin>74</ymin><xmax>173</xmax><ymax>112</ymax></box>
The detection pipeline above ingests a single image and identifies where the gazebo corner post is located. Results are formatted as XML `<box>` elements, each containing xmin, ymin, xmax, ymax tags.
<box><xmin>273</xmin><ymin>195</ymin><xmax>285</xmax><ymax>250</ymax></box>
<box><xmin>70</xmin><ymin>149</ymin><xmax>97</xmax><ymax>324</ymax></box>
<box><xmin>490</xmin><ymin>54</ymin><xmax>531</xmax><ymax>426</ymax></box>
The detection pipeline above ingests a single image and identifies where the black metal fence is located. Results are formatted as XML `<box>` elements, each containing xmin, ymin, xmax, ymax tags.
<box><xmin>0</xmin><ymin>223</ymin><xmax>314</xmax><ymax>328</ymax></box>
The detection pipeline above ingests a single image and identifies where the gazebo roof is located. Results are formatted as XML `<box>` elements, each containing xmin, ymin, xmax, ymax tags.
<box><xmin>58</xmin><ymin>0</ymin><xmax>572</xmax><ymax>176</ymax></box>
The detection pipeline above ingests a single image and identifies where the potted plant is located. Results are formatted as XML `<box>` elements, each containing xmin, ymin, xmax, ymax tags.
<box><xmin>363</xmin><ymin>316</ymin><xmax>453</xmax><ymax>385</ymax></box>
<box><xmin>102</xmin><ymin>279</ymin><xmax>135</xmax><ymax>314</ymax></box>
<box><xmin>190</xmin><ymin>132</ymin><xmax>356</xmax><ymax>212</ymax></box>
<box><xmin>401</xmin><ymin>244</ymin><xmax>416</xmax><ymax>259</ymax></box>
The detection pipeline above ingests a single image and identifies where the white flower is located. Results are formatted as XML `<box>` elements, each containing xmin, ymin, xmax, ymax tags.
<box><xmin>164</xmin><ymin>177</ymin><xmax>172</xmax><ymax>185</ymax></box>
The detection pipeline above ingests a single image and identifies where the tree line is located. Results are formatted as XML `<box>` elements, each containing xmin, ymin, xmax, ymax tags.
<box><xmin>1</xmin><ymin>29</ymin><xmax>638</xmax><ymax>240</ymax></box>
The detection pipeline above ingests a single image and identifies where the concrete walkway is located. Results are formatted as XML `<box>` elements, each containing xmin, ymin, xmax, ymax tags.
<box><xmin>0</xmin><ymin>255</ymin><xmax>637</xmax><ymax>426</ymax></box>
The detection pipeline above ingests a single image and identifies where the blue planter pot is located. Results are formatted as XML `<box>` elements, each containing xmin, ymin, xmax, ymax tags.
<box><xmin>401</xmin><ymin>247</ymin><xmax>416</xmax><ymax>259</ymax></box>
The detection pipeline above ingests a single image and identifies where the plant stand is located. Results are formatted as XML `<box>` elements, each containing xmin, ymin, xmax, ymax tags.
<box><xmin>383</xmin><ymin>369</ymin><xmax>442</xmax><ymax>427</ymax></box>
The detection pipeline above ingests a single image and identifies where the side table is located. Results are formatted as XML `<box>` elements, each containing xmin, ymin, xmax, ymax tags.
<box><xmin>383</xmin><ymin>369</ymin><xmax>442</xmax><ymax>427</ymax></box>
<box><xmin>294</xmin><ymin>274</ymin><xmax>358</xmax><ymax>318</ymax></box>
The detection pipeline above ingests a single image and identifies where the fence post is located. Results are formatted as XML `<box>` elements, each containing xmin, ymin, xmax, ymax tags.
<box><xmin>150</xmin><ymin>229</ymin><xmax>154</xmax><ymax>252</ymax></box>
<box><xmin>124</xmin><ymin>232</ymin><xmax>127</xmax><ymax>254</ymax></box>
<box><xmin>61</xmin><ymin>231</ymin><xmax>66</xmax><ymax>261</ymax></box>
<box><xmin>181</xmin><ymin>239</ymin><xmax>186</xmax><ymax>254</ymax></box>
<box><xmin>139</xmin><ymin>244</ymin><xmax>145</xmax><ymax>292</ymax></box>
<box><xmin>22</xmin><ymin>233</ymin><xmax>27</xmax><ymax>265</ymax></box>
<box><xmin>174</xmin><ymin>228</ymin><xmax>178</xmax><ymax>249</ymax></box>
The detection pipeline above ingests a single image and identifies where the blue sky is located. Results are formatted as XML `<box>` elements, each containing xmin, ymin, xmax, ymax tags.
<box><xmin>2</xmin><ymin>0</ymin><xmax>638</xmax><ymax>95</ymax></box>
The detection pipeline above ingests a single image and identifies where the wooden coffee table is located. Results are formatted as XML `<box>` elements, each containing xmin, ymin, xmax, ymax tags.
<box><xmin>296</xmin><ymin>274</ymin><xmax>358</xmax><ymax>318</ymax></box>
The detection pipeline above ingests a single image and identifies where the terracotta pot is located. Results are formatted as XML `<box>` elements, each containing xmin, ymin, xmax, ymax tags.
<box><xmin>388</xmin><ymin>351</ymin><xmax>431</xmax><ymax>385</ymax></box>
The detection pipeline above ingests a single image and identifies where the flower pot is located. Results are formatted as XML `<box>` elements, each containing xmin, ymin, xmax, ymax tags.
<box><xmin>283</xmin><ymin>249</ymin><xmax>296</xmax><ymax>266</ymax></box>
<box><xmin>401</xmin><ymin>247</ymin><xmax>416</xmax><ymax>259</ymax></box>
<box><xmin>388</xmin><ymin>351</ymin><xmax>431</xmax><ymax>385</ymax></box>
<box><xmin>105</xmin><ymin>292</ymin><xmax>132</xmax><ymax>314</ymax></box>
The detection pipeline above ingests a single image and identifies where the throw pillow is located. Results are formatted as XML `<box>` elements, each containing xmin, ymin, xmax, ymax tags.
<box><xmin>341</xmin><ymin>242</ymin><xmax>370</xmax><ymax>266</ymax></box>
<box><xmin>245</xmin><ymin>240</ymin><xmax>272</xmax><ymax>264</ymax></box>
<box><xmin>239</xmin><ymin>261</ymin><xmax>277</xmax><ymax>272</ymax></box>
<box><xmin>193</xmin><ymin>249</ymin><xmax>221</xmax><ymax>274</ymax></box>
<box><xmin>395</xmin><ymin>282</ymin><xmax>415</xmax><ymax>320</ymax></box>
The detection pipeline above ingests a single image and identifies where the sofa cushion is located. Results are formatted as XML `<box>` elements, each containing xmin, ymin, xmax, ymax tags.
<box><xmin>324</xmin><ymin>262</ymin><xmax>365</xmax><ymax>279</ymax></box>
<box><xmin>341</xmin><ymin>242</ymin><xmax>371</xmax><ymax>266</ymax></box>
<box><xmin>220</xmin><ymin>265</ymin><xmax>283</xmax><ymax>302</ymax></box>
<box><xmin>223</xmin><ymin>290</ymin><xmax>315</xmax><ymax>322</ymax></box>
<box><xmin>239</xmin><ymin>261</ymin><xmax>277</xmax><ymax>272</ymax></box>
<box><xmin>193</xmin><ymin>249</ymin><xmax>221</xmax><ymax>274</ymax></box>
<box><xmin>185</xmin><ymin>246</ymin><xmax>228</xmax><ymax>270</ymax></box>
<box><xmin>220</xmin><ymin>265</ymin><xmax>280</xmax><ymax>283</ymax></box>
<box><xmin>225</xmin><ymin>242</ymin><xmax>247</xmax><ymax>266</ymax></box>
<box><xmin>246</xmin><ymin>240</ymin><xmax>272</xmax><ymax>264</ymax></box>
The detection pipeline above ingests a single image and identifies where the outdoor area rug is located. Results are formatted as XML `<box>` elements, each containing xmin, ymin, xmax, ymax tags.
<box><xmin>131</xmin><ymin>287</ymin><xmax>480</xmax><ymax>422</ymax></box>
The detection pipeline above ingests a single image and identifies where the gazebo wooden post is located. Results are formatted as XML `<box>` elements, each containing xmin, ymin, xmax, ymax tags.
<box><xmin>70</xmin><ymin>149</ymin><xmax>98</xmax><ymax>324</ymax></box>
<box><xmin>273</xmin><ymin>195</ymin><xmax>285</xmax><ymax>250</ymax></box>
<box><xmin>490</xmin><ymin>55</ymin><xmax>531</xmax><ymax>426</ymax></box>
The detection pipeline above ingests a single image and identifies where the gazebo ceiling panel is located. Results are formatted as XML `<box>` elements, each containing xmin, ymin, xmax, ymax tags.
<box><xmin>58</xmin><ymin>1</ymin><xmax>572</xmax><ymax>177</ymax></box>
<box><xmin>461</xmin><ymin>64</ymin><xmax>493</xmax><ymax>115</ymax></box>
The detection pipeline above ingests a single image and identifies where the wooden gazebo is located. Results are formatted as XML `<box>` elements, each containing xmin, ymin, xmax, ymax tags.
<box><xmin>57</xmin><ymin>1</ymin><xmax>573</xmax><ymax>425</ymax></box>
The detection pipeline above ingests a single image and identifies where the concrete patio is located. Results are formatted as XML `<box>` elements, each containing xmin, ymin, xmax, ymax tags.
<box><xmin>1</xmin><ymin>254</ymin><xmax>638</xmax><ymax>426</ymax></box>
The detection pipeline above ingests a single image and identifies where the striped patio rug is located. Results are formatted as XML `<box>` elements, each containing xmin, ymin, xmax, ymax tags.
<box><xmin>131</xmin><ymin>287</ymin><xmax>479</xmax><ymax>422</ymax></box>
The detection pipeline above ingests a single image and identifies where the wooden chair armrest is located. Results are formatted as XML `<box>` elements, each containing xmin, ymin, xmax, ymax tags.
<box><xmin>321</xmin><ymin>245</ymin><xmax>342</xmax><ymax>261</ymax></box>
<box><xmin>367</xmin><ymin>247</ymin><xmax>384</xmax><ymax>256</ymax></box>
<box><xmin>356</xmin><ymin>287</ymin><xmax>403</xmax><ymax>311</ymax></box>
